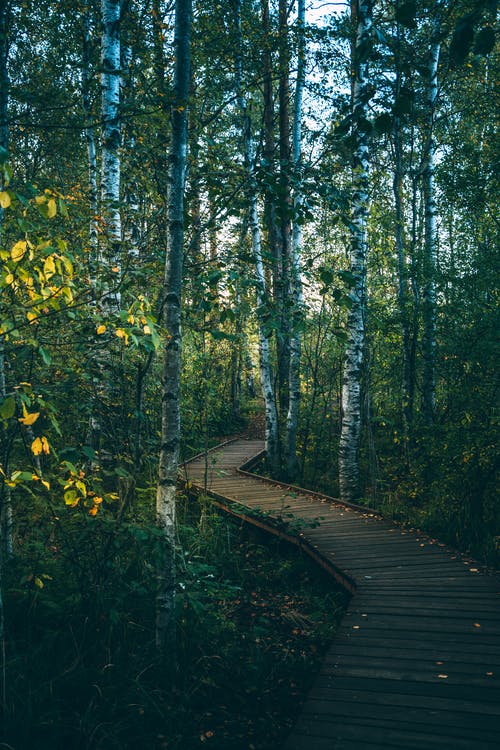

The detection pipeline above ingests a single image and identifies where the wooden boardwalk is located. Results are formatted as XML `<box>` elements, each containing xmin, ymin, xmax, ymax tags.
<box><xmin>183</xmin><ymin>438</ymin><xmax>500</xmax><ymax>750</ymax></box>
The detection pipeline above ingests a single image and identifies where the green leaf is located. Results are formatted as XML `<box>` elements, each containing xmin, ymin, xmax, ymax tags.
<box><xmin>0</xmin><ymin>396</ymin><xmax>16</xmax><ymax>420</ymax></box>
<box><xmin>39</xmin><ymin>346</ymin><xmax>51</xmax><ymax>365</ymax></box>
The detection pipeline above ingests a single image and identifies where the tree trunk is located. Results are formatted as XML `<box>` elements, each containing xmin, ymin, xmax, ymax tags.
<box><xmin>0</xmin><ymin>0</ymin><xmax>12</xmax><ymax>562</ymax></box>
<box><xmin>422</xmin><ymin>26</ymin><xmax>440</xmax><ymax>425</ymax></box>
<box><xmin>155</xmin><ymin>0</ymin><xmax>191</xmax><ymax>655</ymax></box>
<box><xmin>81</xmin><ymin>8</ymin><xmax>99</xmax><ymax>283</ymax></box>
<box><xmin>232</xmin><ymin>0</ymin><xmax>279</xmax><ymax>475</ymax></box>
<box><xmin>285</xmin><ymin>0</ymin><xmax>305</xmax><ymax>480</ymax></box>
<box><xmin>338</xmin><ymin>0</ymin><xmax>372</xmax><ymax>504</ymax></box>
<box><xmin>277</xmin><ymin>0</ymin><xmax>291</xmax><ymax>414</ymax></box>
<box><xmin>392</xmin><ymin>22</ymin><xmax>412</xmax><ymax>440</ymax></box>
<box><xmin>100</xmin><ymin>0</ymin><xmax>122</xmax><ymax>310</ymax></box>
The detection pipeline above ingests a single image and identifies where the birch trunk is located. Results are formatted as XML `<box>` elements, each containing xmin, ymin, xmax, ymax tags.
<box><xmin>422</xmin><ymin>27</ymin><xmax>440</xmax><ymax>425</ymax></box>
<box><xmin>0</xmin><ymin>0</ymin><xmax>12</xmax><ymax>561</ymax></box>
<box><xmin>338</xmin><ymin>0</ymin><xmax>372</xmax><ymax>503</ymax></box>
<box><xmin>155</xmin><ymin>0</ymin><xmax>191</xmax><ymax>654</ymax></box>
<box><xmin>121</xmin><ymin>43</ymin><xmax>141</xmax><ymax>261</ymax></box>
<box><xmin>261</xmin><ymin>0</ymin><xmax>282</xmax><ymax>333</ymax></box>
<box><xmin>277</xmin><ymin>0</ymin><xmax>291</xmax><ymax>414</ymax></box>
<box><xmin>82</xmin><ymin>9</ymin><xmax>99</xmax><ymax>283</ymax></box>
<box><xmin>392</xmin><ymin>25</ymin><xmax>412</xmax><ymax>437</ymax></box>
<box><xmin>232</xmin><ymin>0</ymin><xmax>279</xmax><ymax>475</ymax></box>
<box><xmin>285</xmin><ymin>0</ymin><xmax>305</xmax><ymax>480</ymax></box>
<box><xmin>100</xmin><ymin>0</ymin><xmax>122</xmax><ymax>310</ymax></box>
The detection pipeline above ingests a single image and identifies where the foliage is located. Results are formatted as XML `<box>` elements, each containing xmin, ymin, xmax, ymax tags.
<box><xmin>1</xmin><ymin>494</ymin><xmax>347</xmax><ymax>749</ymax></box>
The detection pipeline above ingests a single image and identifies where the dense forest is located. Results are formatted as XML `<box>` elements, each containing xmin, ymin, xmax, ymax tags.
<box><xmin>0</xmin><ymin>0</ymin><xmax>498</xmax><ymax>747</ymax></box>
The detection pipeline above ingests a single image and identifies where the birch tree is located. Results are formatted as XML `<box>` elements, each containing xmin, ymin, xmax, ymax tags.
<box><xmin>231</xmin><ymin>0</ymin><xmax>280</xmax><ymax>475</ymax></box>
<box><xmin>81</xmin><ymin>7</ymin><xmax>99</xmax><ymax>282</ymax></box>
<box><xmin>285</xmin><ymin>0</ymin><xmax>306</xmax><ymax>480</ymax></box>
<box><xmin>100</xmin><ymin>0</ymin><xmax>122</xmax><ymax>309</ymax></box>
<box><xmin>422</xmin><ymin>20</ymin><xmax>440</xmax><ymax>425</ymax></box>
<box><xmin>338</xmin><ymin>0</ymin><xmax>373</xmax><ymax>503</ymax></box>
<box><xmin>155</xmin><ymin>0</ymin><xmax>191</xmax><ymax>653</ymax></box>
<box><xmin>0</xmin><ymin>0</ymin><xmax>12</xmax><ymax>561</ymax></box>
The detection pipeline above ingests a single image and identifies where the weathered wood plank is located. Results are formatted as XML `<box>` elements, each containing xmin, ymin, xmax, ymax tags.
<box><xmin>182</xmin><ymin>438</ymin><xmax>500</xmax><ymax>750</ymax></box>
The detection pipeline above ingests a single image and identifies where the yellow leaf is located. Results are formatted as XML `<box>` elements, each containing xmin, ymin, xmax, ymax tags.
<box><xmin>34</xmin><ymin>577</ymin><xmax>44</xmax><ymax>589</ymax></box>
<box><xmin>143</xmin><ymin>325</ymin><xmax>151</xmax><ymax>335</ymax></box>
<box><xmin>115</xmin><ymin>328</ymin><xmax>129</xmax><ymax>344</ymax></box>
<box><xmin>5</xmin><ymin>273</ymin><xmax>14</xmax><ymax>285</ymax></box>
<box><xmin>31</xmin><ymin>436</ymin><xmax>49</xmax><ymax>455</ymax></box>
<box><xmin>88</xmin><ymin>505</ymin><xmax>99</xmax><ymax>516</ymax></box>
<box><xmin>11</xmin><ymin>241</ymin><xmax>27</xmax><ymax>262</ymax></box>
<box><xmin>43</xmin><ymin>255</ymin><xmax>56</xmax><ymax>278</ymax></box>
<box><xmin>0</xmin><ymin>191</ymin><xmax>11</xmax><ymax>208</ymax></box>
<box><xmin>41</xmin><ymin>479</ymin><xmax>50</xmax><ymax>490</ymax></box>
<box><xmin>127</xmin><ymin>314</ymin><xmax>135</xmax><ymax>324</ymax></box>
<box><xmin>93</xmin><ymin>496</ymin><xmax>103</xmax><ymax>505</ymax></box>
<box><xmin>31</xmin><ymin>437</ymin><xmax>43</xmax><ymax>455</ymax></box>
<box><xmin>96</xmin><ymin>324</ymin><xmax>106</xmax><ymax>335</ymax></box>
<box><xmin>35</xmin><ymin>195</ymin><xmax>47</xmax><ymax>204</ymax></box>
<box><xmin>111</xmin><ymin>266</ymin><xmax>120</xmax><ymax>273</ymax></box>
<box><xmin>27</xmin><ymin>311</ymin><xmax>37</xmax><ymax>324</ymax></box>
<box><xmin>18</xmin><ymin>411</ymin><xmax>40</xmax><ymax>426</ymax></box>
<box><xmin>47</xmin><ymin>198</ymin><xmax>57</xmax><ymax>218</ymax></box>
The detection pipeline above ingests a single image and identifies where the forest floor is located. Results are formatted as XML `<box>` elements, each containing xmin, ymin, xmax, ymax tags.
<box><xmin>2</xmin><ymin>487</ymin><xmax>348</xmax><ymax>750</ymax></box>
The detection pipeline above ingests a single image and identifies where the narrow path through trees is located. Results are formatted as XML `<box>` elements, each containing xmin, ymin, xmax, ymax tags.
<box><xmin>183</xmin><ymin>438</ymin><xmax>500</xmax><ymax>750</ymax></box>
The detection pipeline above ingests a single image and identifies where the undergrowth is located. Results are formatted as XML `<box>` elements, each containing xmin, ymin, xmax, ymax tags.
<box><xmin>1</xmin><ymin>492</ymin><xmax>348</xmax><ymax>750</ymax></box>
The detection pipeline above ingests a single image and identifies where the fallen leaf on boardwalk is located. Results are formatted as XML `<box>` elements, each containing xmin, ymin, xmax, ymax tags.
<box><xmin>437</xmin><ymin>674</ymin><xmax>448</xmax><ymax>679</ymax></box>
<box><xmin>486</xmin><ymin>672</ymin><xmax>493</xmax><ymax>676</ymax></box>
<box><xmin>473</xmin><ymin>623</ymin><xmax>481</xmax><ymax>628</ymax></box>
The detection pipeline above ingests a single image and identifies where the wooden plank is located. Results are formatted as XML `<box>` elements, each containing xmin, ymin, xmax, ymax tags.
<box><xmin>184</xmin><ymin>438</ymin><xmax>500</xmax><ymax>750</ymax></box>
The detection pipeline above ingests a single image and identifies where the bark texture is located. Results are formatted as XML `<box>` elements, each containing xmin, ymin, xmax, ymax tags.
<box><xmin>422</xmin><ymin>25</ymin><xmax>440</xmax><ymax>425</ymax></box>
<box><xmin>82</xmin><ymin>9</ymin><xmax>99</xmax><ymax>281</ymax></box>
<box><xmin>338</xmin><ymin>0</ymin><xmax>372</xmax><ymax>503</ymax></box>
<box><xmin>100</xmin><ymin>0</ymin><xmax>122</xmax><ymax>309</ymax></box>
<box><xmin>155</xmin><ymin>0</ymin><xmax>191</xmax><ymax>654</ymax></box>
<box><xmin>285</xmin><ymin>0</ymin><xmax>306</xmax><ymax>480</ymax></box>
<box><xmin>233</xmin><ymin>0</ymin><xmax>279</xmax><ymax>475</ymax></box>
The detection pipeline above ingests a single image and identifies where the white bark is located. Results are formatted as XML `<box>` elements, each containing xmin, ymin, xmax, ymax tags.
<box><xmin>100</xmin><ymin>0</ymin><xmax>121</xmax><ymax>310</ymax></box>
<box><xmin>82</xmin><ymin>8</ymin><xmax>99</xmax><ymax>281</ymax></box>
<box><xmin>155</xmin><ymin>0</ymin><xmax>191</xmax><ymax>654</ymax></box>
<box><xmin>285</xmin><ymin>0</ymin><xmax>306</xmax><ymax>480</ymax></box>
<box><xmin>338</xmin><ymin>0</ymin><xmax>372</xmax><ymax>503</ymax></box>
<box><xmin>0</xmin><ymin>1</ymin><xmax>12</xmax><ymax>562</ymax></box>
<box><xmin>422</xmin><ymin>26</ymin><xmax>440</xmax><ymax>425</ymax></box>
<box><xmin>232</xmin><ymin>0</ymin><xmax>279</xmax><ymax>474</ymax></box>
<box><xmin>121</xmin><ymin>43</ymin><xmax>141</xmax><ymax>261</ymax></box>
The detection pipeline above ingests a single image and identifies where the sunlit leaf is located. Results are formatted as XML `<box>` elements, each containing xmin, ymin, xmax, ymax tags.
<box><xmin>47</xmin><ymin>198</ymin><xmax>57</xmax><ymax>218</ymax></box>
<box><xmin>0</xmin><ymin>191</ymin><xmax>11</xmax><ymax>208</ymax></box>
<box><xmin>11</xmin><ymin>241</ymin><xmax>27</xmax><ymax>262</ymax></box>
<box><xmin>18</xmin><ymin>411</ymin><xmax>40</xmax><ymax>426</ymax></box>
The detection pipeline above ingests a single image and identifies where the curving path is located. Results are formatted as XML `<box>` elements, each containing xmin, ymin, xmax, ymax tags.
<box><xmin>182</xmin><ymin>438</ymin><xmax>500</xmax><ymax>749</ymax></box>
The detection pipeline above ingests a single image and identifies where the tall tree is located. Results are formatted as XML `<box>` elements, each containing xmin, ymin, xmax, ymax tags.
<box><xmin>155</xmin><ymin>0</ymin><xmax>191</xmax><ymax>653</ymax></box>
<box><xmin>100</xmin><ymin>0</ymin><xmax>122</xmax><ymax>309</ymax></box>
<box><xmin>232</xmin><ymin>0</ymin><xmax>280</xmax><ymax>475</ymax></box>
<box><xmin>0</xmin><ymin>0</ymin><xmax>12</xmax><ymax>561</ymax></box>
<box><xmin>338</xmin><ymin>0</ymin><xmax>373</xmax><ymax>503</ymax></box>
<box><xmin>421</xmin><ymin>18</ymin><xmax>440</xmax><ymax>425</ymax></box>
<box><xmin>285</xmin><ymin>0</ymin><xmax>306</xmax><ymax>479</ymax></box>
